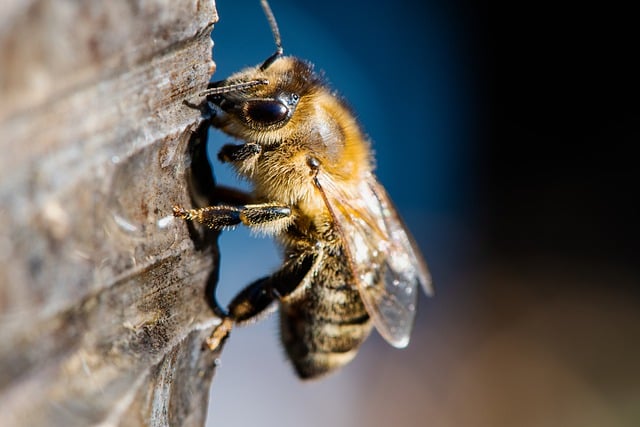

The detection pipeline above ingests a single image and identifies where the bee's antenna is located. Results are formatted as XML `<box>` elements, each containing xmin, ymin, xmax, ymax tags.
<box><xmin>259</xmin><ymin>0</ymin><xmax>284</xmax><ymax>70</ymax></box>
<box><xmin>199</xmin><ymin>79</ymin><xmax>269</xmax><ymax>97</ymax></box>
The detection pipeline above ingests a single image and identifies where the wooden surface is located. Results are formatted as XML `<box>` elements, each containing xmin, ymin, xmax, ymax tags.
<box><xmin>0</xmin><ymin>1</ymin><xmax>222</xmax><ymax>425</ymax></box>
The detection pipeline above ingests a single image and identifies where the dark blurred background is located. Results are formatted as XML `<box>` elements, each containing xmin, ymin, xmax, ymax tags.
<box><xmin>206</xmin><ymin>1</ymin><xmax>639</xmax><ymax>426</ymax></box>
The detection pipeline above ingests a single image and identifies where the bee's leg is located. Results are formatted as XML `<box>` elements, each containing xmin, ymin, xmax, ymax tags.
<box><xmin>173</xmin><ymin>203</ymin><xmax>292</xmax><ymax>234</ymax></box>
<box><xmin>205</xmin><ymin>275</ymin><xmax>274</xmax><ymax>350</ymax></box>
<box><xmin>218</xmin><ymin>142</ymin><xmax>260</xmax><ymax>163</ymax></box>
<box><xmin>206</xmin><ymin>254</ymin><xmax>314</xmax><ymax>350</ymax></box>
<box><xmin>236</xmin><ymin>203</ymin><xmax>293</xmax><ymax>234</ymax></box>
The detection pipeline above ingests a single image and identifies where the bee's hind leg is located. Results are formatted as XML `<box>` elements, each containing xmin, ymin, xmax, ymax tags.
<box><xmin>205</xmin><ymin>254</ymin><xmax>315</xmax><ymax>350</ymax></box>
<box><xmin>205</xmin><ymin>275</ymin><xmax>277</xmax><ymax>350</ymax></box>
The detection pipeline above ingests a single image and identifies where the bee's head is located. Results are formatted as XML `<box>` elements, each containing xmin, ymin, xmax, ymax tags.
<box><xmin>199</xmin><ymin>0</ymin><xmax>324</xmax><ymax>143</ymax></box>
<box><xmin>197</xmin><ymin>0</ymin><xmax>370</xmax><ymax>184</ymax></box>
<box><xmin>205</xmin><ymin>56</ymin><xmax>321</xmax><ymax>138</ymax></box>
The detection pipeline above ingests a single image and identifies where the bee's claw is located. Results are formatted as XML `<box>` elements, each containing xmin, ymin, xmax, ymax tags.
<box><xmin>206</xmin><ymin>317</ymin><xmax>234</xmax><ymax>350</ymax></box>
<box><xmin>172</xmin><ymin>205</ymin><xmax>188</xmax><ymax>218</ymax></box>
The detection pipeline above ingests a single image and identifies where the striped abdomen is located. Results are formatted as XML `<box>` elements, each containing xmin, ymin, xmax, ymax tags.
<box><xmin>279</xmin><ymin>255</ymin><xmax>373</xmax><ymax>379</ymax></box>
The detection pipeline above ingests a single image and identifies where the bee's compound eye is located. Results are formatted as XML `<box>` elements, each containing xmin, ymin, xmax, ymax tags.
<box><xmin>245</xmin><ymin>100</ymin><xmax>289</xmax><ymax>125</ymax></box>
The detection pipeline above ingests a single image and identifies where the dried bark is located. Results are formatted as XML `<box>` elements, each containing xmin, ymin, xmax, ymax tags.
<box><xmin>0</xmin><ymin>1</ymin><xmax>222</xmax><ymax>426</ymax></box>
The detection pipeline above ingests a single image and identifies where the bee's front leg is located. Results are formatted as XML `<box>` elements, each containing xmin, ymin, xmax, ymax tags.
<box><xmin>218</xmin><ymin>142</ymin><xmax>260</xmax><ymax>163</ymax></box>
<box><xmin>173</xmin><ymin>202</ymin><xmax>293</xmax><ymax>234</ymax></box>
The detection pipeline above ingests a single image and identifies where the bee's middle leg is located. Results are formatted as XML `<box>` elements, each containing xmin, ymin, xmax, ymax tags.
<box><xmin>173</xmin><ymin>202</ymin><xmax>293</xmax><ymax>233</ymax></box>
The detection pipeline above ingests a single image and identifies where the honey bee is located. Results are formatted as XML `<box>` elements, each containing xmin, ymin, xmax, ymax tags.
<box><xmin>174</xmin><ymin>0</ymin><xmax>433</xmax><ymax>379</ymax></box>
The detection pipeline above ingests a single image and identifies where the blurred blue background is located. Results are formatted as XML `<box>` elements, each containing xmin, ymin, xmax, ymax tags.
<box><xmin>206</xmin><ymin>1</ymin><xmax>475</xmax><ymax>426</ymax></box>
<box><xmin>205</xmin><ymin>1</ymin><xmax>640</xmax><ymax>426</ymax></box>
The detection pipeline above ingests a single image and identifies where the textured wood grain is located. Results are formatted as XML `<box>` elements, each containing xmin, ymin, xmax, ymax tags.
<box><xmin>0</xmin><ymin>1</ymin><xmax>222</xmax><ymax>426</ymax></box>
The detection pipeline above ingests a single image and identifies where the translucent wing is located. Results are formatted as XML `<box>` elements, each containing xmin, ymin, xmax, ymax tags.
<box><xmin>315</xmin><ymin>170</ymin><xmax>432</xmax><ymax>348</ymax></box>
